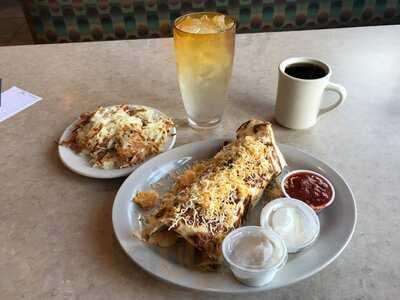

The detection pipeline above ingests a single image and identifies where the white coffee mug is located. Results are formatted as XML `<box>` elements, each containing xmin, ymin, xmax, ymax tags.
<box><xmin>275</xmin><ymin>57</ymin><xmax>347</xmax><ymax>130</ymax></box>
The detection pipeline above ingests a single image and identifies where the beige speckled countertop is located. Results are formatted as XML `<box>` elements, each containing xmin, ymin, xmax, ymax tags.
<box><xmin>1</xmin><ymin>25</ymin><xmax>400</xmax><ymax>299</ymax></box>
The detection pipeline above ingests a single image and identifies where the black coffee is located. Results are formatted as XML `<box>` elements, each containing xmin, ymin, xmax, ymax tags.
<box><xmin>285</xmin><ymin>63</ymin><xmax>327</xmax><ymax>80</ymax></box>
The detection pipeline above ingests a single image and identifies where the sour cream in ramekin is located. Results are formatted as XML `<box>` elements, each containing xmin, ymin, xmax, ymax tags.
<box><xmin>222</xmin><ymin>226</ymin><xmax>287</xmax><ymax>286</ymax></box>
<box><xmin>260</xmin><ymin>197</ymin><xmax>320</xmax><ymax>253</ymax></box>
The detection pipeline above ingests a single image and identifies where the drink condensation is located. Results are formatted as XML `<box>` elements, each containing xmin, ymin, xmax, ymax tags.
<box><xmin>174</xmin><ymin>13</ymin><xmax>236</xmax><ymax>129</ymax></box>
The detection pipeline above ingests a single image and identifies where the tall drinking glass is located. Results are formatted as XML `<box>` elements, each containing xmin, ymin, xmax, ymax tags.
<box><xmin>173</xmin><ymin>12</ymin><xmax>236</xmax><ymax>129</ymax></box>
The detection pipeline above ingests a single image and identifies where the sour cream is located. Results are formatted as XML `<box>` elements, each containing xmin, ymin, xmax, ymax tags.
<box><xmin>260</xmin><ymin>198</ymin><xmax>320</xmax><ymax>253</ymax></box>
<box><xmin>230</xmin><ymin>231</ymin><xmax>279</xmax><ymax>269</ymax></box>
<box><xmin>222</xmin><ymin>226</ymin><xmax>287</xmax><ymax>287</ymax></box>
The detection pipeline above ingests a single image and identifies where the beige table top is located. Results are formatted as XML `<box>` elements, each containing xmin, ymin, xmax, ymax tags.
<box><xmin>1</xmin><ymin>25</ymin><xmax>399</xmax><ymax>299</ymax></box>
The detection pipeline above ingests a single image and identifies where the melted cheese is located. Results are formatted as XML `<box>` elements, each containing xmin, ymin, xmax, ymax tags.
<box><xmin>71</xmin><ymin>105</ymin><xmax>174</xmax><ymax>169</ymax></box>
<box><xmin>165</xmin><ymin>136</ymin><xmax>275</xmax><ymax>237</ymax></box>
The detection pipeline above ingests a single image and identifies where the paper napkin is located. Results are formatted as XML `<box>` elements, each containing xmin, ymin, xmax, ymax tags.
<box><xmin>0</xmin><ymin>86</ymin><xmax>42</xmax><ymax>122</ymax></box>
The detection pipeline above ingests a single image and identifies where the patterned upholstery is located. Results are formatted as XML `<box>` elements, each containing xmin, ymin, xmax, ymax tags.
<box><xmin>22</xmin><ymin>0</ymin><xmax>400</xmax><ymax>43</ymax></box>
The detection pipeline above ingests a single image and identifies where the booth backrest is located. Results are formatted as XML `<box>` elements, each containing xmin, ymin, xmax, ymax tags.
<box><xmin>22</xmin><ymin>0</ymin><xmax>400</xmax><ymax>43</ymax></box>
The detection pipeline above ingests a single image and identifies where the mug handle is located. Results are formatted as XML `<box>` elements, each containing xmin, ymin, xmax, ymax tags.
<box><xmin>318</xmin><ymin>82</ymin><xmax>347</xmax><ymax>117</ymax></box>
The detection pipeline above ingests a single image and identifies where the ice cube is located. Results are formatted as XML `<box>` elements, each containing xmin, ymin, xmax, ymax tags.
<box><xmin>177</xmin><ymin>14</ymin><xmax>233</xmax><ymax>34</ymax></box>
<box><xmin>213</xmin><ymin>15</ymin><xmax>226</xmax><ymax>31</ymax></box>
<box><xmin>198</xmin><ymin>15</ymin><xmax>219</xmax><ymax>34</ymax></box>
<box><xmin>213</xmin><ymin>15</ymin><xmax>234</xmax><ymax>31</ymax></box>
<box><xmin>176</xmin><ymin>16</ymin><xmax>201</xmax><ymax>33</ymax></box>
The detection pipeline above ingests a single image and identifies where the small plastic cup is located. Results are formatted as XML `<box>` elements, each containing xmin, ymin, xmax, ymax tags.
<box><xmin>281</xmin><ymin>169</ymin><xmax>335</xmax><ymax>213</ymax></box>
<box><xmin>260</xmin><ymin>197</ymin><xmax>320</xmax><ymax>253</ymax></box>
<box><xmin>222</xmin><ymin>226</ymin><xmax>288</xmax><ymax>287</ymax></box>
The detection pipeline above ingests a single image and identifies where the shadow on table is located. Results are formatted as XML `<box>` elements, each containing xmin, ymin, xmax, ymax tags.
<box><xmin>230</xmin><ymin>91</ymin><xmax>277</xmax><ymax>123</ymax></box>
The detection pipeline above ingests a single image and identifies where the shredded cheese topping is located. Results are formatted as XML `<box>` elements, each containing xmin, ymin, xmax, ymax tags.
<box><xmin>159</xmin><ymin>136</ymin><xmax>276</xmax><ymax>239</ymax></box>
<box><xmin>62</xmin><ymin>105</ymin><xmax>174</xmax><ymax>169</ymax></box>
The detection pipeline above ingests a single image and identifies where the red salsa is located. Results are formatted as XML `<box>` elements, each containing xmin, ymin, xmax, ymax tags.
<box><xmin>284</xmin><ymin>172</ymin><xmax>333</xmax><ymax>210</ymax></box>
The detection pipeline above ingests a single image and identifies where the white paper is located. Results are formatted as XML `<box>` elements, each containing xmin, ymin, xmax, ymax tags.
<box><xmin>0</xmin><ymin>86</ymin><xmax>42</xmax><ymax>122</ymax></box>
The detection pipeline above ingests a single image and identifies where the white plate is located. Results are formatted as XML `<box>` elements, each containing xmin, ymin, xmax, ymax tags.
<box><xmin>58</xmin><ymin>107</ymin><xmax>176</xmax><ymax>179</ymax></box>
<box><xmin>112</xmin><ymin>139</ymin><xmax>356</xmax><ymax>293</ymax></box>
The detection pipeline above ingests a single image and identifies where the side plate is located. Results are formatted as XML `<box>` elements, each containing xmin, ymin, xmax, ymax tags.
<box><xmin>58</xmin><ymin>106</ymin><xmax>176</xmax><ymax>179</ymax></box>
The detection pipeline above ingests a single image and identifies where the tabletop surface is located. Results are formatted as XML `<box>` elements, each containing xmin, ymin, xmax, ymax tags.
<box><xmin>1</xmin><ymin>25</ymin><xmax>399</xmax><ymax>300</ymax></box>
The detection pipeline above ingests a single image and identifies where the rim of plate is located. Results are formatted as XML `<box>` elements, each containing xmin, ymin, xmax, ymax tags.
<box><xmin>58</xmin><ymin>105</ymin><xmax>177</xmax><ymax>179</ymax></box>
<box><xmin>112</xmin><ymin>140</ymin><xmax>357</xmax><ymax>293</ymax></box>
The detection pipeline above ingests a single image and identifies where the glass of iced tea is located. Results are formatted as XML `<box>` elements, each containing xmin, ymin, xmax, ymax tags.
<box><xmin>173</xmin><ymin>12</ymin><xmax>236</xmax><ymax>129</ymax></box>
